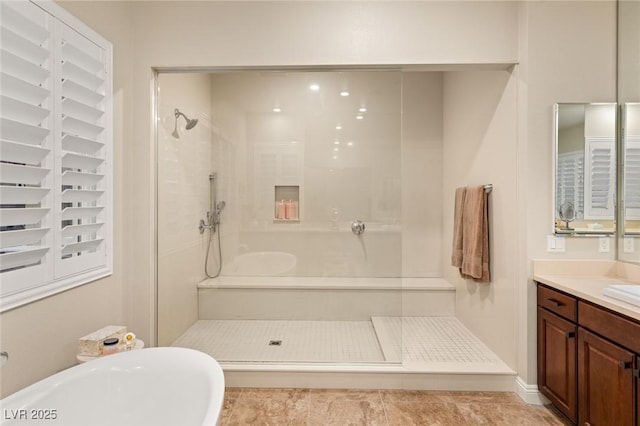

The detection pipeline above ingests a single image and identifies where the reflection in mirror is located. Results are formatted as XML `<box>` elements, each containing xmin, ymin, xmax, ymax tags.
<box><xmin>554</xmin><ymin>103</ymin><xmax>616</xmax><ymax>235</ymax></box>
<box><xmin>623</xmin><ymin>103</ymin><xmax>640</xmax><ymax>242</ymax></box>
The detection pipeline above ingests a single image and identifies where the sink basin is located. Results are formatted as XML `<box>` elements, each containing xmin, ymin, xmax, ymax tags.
<box><xmin>604</xmin><ymin>284</ymin><xmax>640</xmax><ymax>307</ymax></box>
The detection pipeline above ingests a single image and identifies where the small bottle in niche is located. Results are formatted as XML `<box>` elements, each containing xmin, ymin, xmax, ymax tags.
<box><xmin>289</xmin><ymin>201</ymin><xmax>298</xmax><ymax>220</ymax></box>
<box><xmin>285</xmin><ymin>200</ymin><xmax>293</xmax><ymax>219</ymax></box>
<box><xmin>276</xmin><ymin>200</ymin><xmax>286</xmax><ymax>219</ymax></box>
<box><xmin>102</xmin><ymin>337</ymin><xmax>119</xmax><ymax>355</ymax></box>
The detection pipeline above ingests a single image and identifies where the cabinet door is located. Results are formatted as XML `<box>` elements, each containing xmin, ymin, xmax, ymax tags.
<box><xmin>637</xmin><ymin>360</ymin><xmax>640</xmax><ymax>426</ymax></box>
<box><xmin>538</xmin><ymin>307</ymin><xmax>577</xmax><ymax>422</ymax></box>
<box><xmin>578</xmin><ymin>328</ymin><xmax>634</xmax><ymax>426</ymax></box>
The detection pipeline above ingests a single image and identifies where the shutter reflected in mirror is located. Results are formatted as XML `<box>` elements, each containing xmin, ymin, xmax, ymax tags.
<box><xmin>625</xmin><ymin>138</ymin><xmax>640</xmax><ymax>221</ymax></box>
<box><xmin>584</xmin><ymin>137</ymin><xmax>615</xmax><ymax>220</ymax></box>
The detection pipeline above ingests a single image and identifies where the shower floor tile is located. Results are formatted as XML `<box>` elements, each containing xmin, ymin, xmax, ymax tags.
<box><xmin>372</xmin><ymin>316</ymin><xmax>512</xmax><ymax>373</ymax></box>
<box><xmin>171</xmin><ymin>319</ymin><xmax>385</xmax><ymax>363</ymax></box>
<box><xmin>172</xmin><ymin>317</ymin><xmax>512</xmax><ymax>373</ymax></box>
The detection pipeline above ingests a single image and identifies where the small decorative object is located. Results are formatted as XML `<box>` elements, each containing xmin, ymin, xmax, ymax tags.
<box><xmin>102</xmin><ymin>338</ymin><xmax>120</xmax><ymax>355</ymax></box>
<box><xmin>123</xmin><ymin>332</ymin><xmax>136</xmax><ymax>351</ymax></box>
<box><xmin>558</xmin><ymin>201</ymin><xmax>576</xmax><ymax>230</ymax></box>
<box><xmin>79</xmin><ymin>325</ymin><xmax>126</xmax><ymax>357</ymax></box>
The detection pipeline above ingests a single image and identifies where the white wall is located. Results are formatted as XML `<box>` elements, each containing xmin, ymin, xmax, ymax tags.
<box><xmin>619</xmin><ymin>0</ymin><xmax>640</xmax><ymax>103</ymax></box>
<box><xmin>0</xmin><ymin>1</ymin><xmax>134</xmax><ymax>397</ymax></box>
<box><xmin>208</xmin><ymin>71</ymin><xmax>442</xmax><ymax>277</ymax></box>
<box><xmin>442</xmin><ymin>70</ymin><xmax>518</xmax><ymax>367</ymax></box>
<box><xmin>126</xmin><ymin>0</ymin><xmax>519</xmax><ymax>344</ymax></box>
<box><xmin>156</xmin><ymin>73</ymin><xmax>212</xmax><ymax>345</ymax></box>
<box><xmin>517</xmin><ymin>0</ymin><xmax>617</xmax><ymax>385</ymax></box>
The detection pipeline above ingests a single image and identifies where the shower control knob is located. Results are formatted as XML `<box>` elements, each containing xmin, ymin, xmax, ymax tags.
<box><xmin>351</xmin><ymin>220</ymin><xmax>365</xmax><ymax>235</ymax></box>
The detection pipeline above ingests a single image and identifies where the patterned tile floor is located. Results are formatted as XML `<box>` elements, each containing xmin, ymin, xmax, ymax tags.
<box><xmin>220</xmin><ymin>388</ymin><xmax>572</xmax><ymax>426</ymax></box>
<box><xmin>172</xmin><ymin>319</ymin><xmax>385</xmax><ymax>362</ymax></box>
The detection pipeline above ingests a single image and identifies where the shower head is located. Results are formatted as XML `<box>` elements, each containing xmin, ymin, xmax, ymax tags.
<box><xmin>185</xmin><ymin>117</ymin><xmax>199</xmax><ymax>130</ymax></box>
<box><xmin>172</xmin><ymin>108</ymin><xmax>198</xmax><ymax>138</ymax></box>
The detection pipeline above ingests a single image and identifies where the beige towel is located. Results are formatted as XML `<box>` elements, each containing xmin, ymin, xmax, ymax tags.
<box><xmin>451</xmin><ymin>187</ymin><xmax>466</xmax><ymax>268</ymax></box>
<box><xmin>460</xmin><ymin>185</ymin><xmax>490</xmax><ymax>283</ymax></box>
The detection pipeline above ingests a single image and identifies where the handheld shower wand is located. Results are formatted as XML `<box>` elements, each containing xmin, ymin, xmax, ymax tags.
<box><xmin>200</xmin><ymin>173</ymin><xmax>226</xmax><ymax>279</ymax></box>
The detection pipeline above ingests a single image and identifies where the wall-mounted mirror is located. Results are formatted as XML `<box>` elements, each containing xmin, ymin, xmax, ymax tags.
<box><xmin>621</xmin><ymin>103</ymin><xmax>640</xmax><ymax>256</ymax></box>
<box><xmin>554</xmin><ymin>103</ymin><xmax>617</xmax><ymax>235</ymax></box>
<box><xmin>617</xmin><ymin>0</ymin><xmax>640</xmax><ymax>263</ymax></box>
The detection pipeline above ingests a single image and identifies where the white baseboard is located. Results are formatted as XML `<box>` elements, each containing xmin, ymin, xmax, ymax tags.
<box><xmin>514</xmin><ymin>376</ymin><xmax>550</xmax><ymax>405</ymax></box>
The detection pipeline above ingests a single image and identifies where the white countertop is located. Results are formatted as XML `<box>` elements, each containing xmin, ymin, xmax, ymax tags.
<box><xmin>534</xmin><ymin>273</ymin><xmax>640</xmax><ymax>322</ymax></box>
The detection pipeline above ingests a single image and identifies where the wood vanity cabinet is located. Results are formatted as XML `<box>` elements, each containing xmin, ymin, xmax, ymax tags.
<box><xmin>537</xmin><ymin>283</ymin><xmax>640</xmax><ymax>426</ymax></box>
<box><xmin>577</xmin><ymin>327</ymin><xmax>634</xmax><ymax>426</ymax></box>
<box><xmin>537</xmin><ymin>286</ymin><xmax>578</xmax><ymax>423</ymax></box>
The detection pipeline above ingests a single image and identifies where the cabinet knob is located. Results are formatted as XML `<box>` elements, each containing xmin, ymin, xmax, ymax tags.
<box><xmin>619</xmin><ymin>360</ymin><xmax>632</xmax><ymax>370</ymax></box>
<box><xmin>566</xmin><ymin>331</ymin><xmax>575</xmax><ymax>338</ymax></box>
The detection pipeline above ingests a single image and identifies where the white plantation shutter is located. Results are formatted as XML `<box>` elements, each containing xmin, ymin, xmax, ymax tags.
<box><xmin>0</xmin><ymin>1</ymin><xmax>112</xmax><ymax>312</ymax></box>
<box><xmin>584</xmin><ymin>137</ymin><xmax>615</xmax><ymax>220</ymax></box>
<box><xmin>55</xmin><ymin>22</ymin><xmax>109</xmax><ymax>277</ymax></box>
<box><xmin>0</xmin><ymin>1</ymin><xmax>53</xmax><ymax>294</ymax></box>
<box><xmin>624</xmin><ymin>137</ymin><xmax>640</xmax><ymax>221</ymax></box>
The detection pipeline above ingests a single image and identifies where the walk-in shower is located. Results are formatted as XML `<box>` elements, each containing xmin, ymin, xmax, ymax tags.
<box><xmin>156</xmin><ymin>70</ymin><xmax>512</xmax><ymax>387</ymax></box>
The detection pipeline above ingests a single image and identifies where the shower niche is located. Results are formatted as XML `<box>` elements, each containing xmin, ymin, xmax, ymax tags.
<box><xmin>274</xmin><ymin>185</ymin><xmax>300</xmax><ymax>222</ymax></box>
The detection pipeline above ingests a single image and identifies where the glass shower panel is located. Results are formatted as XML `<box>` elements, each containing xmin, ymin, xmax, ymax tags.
<box><xmin>210</xmin><ymin>71</ymin><xmax>403</xmax><ymax>278</ymax></box>
<box><xmin>159</xmin><ymin>70</ymin><xmax>404</xmax><ymax>365</ymax></box>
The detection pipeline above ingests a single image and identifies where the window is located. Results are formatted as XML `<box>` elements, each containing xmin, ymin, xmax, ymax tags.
<box><xmin>0</xmin><ymin>1</ymin><xmax>112</xmax><ymax>312</ymax></box>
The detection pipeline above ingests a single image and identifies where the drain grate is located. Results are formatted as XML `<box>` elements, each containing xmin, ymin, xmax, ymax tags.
<box><xmin>268</xmin><ymin>340</ymin><xmax>282</xmax><ymax>346</ymax></box>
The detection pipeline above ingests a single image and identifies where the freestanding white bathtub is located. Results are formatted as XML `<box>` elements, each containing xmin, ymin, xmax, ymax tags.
<box><xmin>0</xmin><ymin>347</ymin><xmax>225</xmax><ymax>426</ymax></box>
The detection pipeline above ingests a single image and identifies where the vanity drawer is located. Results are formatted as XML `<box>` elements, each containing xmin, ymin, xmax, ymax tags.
<box><xmin>579</xmin><ymin>301</ymin><xmax>640</xmax><ymax>354</ymax></box>
<box><xmin>537</xmin><ymin>285</ymin><xmax>577</xmax><ymax>322</ymax></box>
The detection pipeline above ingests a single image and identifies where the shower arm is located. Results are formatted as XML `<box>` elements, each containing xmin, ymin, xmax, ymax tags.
<box><xmin>174</xmin><ymin>109</ymin><xmax>188</xmax><ymax>120</ymax></box>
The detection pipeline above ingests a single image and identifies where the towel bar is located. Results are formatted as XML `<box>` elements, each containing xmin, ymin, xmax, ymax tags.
<box><xmin>483</xmin><ymin>184</ymin><xmax>493</xmax><ymax>194</ymax></box>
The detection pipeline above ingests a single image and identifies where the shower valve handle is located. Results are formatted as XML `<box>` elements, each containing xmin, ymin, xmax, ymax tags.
<box><xmin>351</xmin><ymin>220</ymin><xmax>365</xmax><ymax>235</ymax></box>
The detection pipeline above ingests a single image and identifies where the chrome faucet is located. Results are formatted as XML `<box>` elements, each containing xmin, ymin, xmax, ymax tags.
<box><xmin>199</xmin><ymin>173</ymin><xmax>226</xmax><ymax>234</ymax></box>
<box><xmin>200</xmin><ymin>201</ymin><xmax>226</xmax><ymax>234</ymax></box>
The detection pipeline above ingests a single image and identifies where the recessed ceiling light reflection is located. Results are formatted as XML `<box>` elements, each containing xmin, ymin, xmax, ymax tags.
<box><xmin>336</xmin><ymin>125</ymin><xmax>342</xmax><ymax>130</ymax></box>
<box><xmin>291</xmin><ymin>140</ymin><xmax>297</xmax><ymax>144</ymax></box>
<box><xmin>340</xmin><ymin>91</ymin><xmax>350</xmax><ymax>97</ymax></box>
<box><xmin>309</xmin><ymin>83</ymin><xmax>320</xmax><ymax>91</ymax></box>
<box><xmin>359</xmin><ymin>107</ymin><xmax>367</xmax><ymax>112</ymax></box>
<box><xmin>334</xmin><ymin>140</ymin><xmax>340</xmax><ymax>145</ymax></box>
<box><xmin>333</xmin><ymin>147</ymin><xmax>339</xmax><ymax>152</ymax></box>
<box><xmin>356</xmin><ymin>115</ymin><xmax>364</xmax><ymax>120</ymax></box>
<box><xmin>273</xmin><ymin>107</ymin><xmax>281</xmax><ymax>112</ymax></box>
<box><xmin>347</xmin><ymin>141</ymin><xmax>354</xmax><ymax>146</ymax></box>
<box><xmin>333</xmin><ymin>155</ymin><xmax>338</xmax><ymax>160</ymax></box>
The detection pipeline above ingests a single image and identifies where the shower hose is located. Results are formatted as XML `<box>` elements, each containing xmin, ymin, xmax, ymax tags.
<box><xmin>205</xmin><ymin>223</ymin><xmax>222</xmax><ymax>278</ymax></box>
